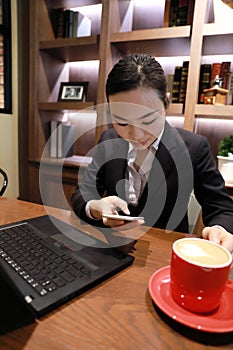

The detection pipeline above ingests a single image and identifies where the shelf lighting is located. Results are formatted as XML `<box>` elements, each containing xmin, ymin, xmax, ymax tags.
<box><xmin>195</xmin><ymin>117</ymin><xmax>233</xmax><ymax>124</ymax></box>
<box><xmin>194</xmin><ymin>117</ymin><xmax>233</xmax><ymax>134</ymax></box>
<box><xmin>132</xmin><ymin>0</ymin><xmax>165</xmax><ymax>7</ymax></box>
<box><xmin>67</xmin><ymin>60</ymin><xmax>99</xmax><ymax>69</ymax></box>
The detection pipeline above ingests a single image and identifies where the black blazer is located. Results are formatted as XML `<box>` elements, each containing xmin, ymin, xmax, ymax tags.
<box><xmin>71</xmin><ymin>122</ymin><xmax>233</xmax><ymax>233</ymax></box>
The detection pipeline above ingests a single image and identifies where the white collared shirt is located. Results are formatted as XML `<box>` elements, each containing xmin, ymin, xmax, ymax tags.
<box><xmin>126</xmin><ymin>128</ymin><xmax>164</xmax><ymax>205</ymax></box>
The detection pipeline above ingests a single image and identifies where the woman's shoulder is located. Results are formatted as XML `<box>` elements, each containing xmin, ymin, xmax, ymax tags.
<box><xmin>173</xmin><ymin>126</ymin><xmax>211</xmax><ymax>156</ymax></box>
<box><xmin>175</xmin><ymin>126</ymin><xmax>205</xmax><ymax>141</ymax></box>
<box><xmin>163</xmin><ymin>122</ymin><xmax>210</xmax><ymax>156</ymax></box>
<box><xmin>174</xmin><ymin>126</ymin><xmax>209</xmax><ymax>147</ymax></box>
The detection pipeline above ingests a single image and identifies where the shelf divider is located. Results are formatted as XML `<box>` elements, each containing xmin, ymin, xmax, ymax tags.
<box><xmin>39</xmin><ymin>102</ymin><xmax>95</xmax><ymax>111</ymax></box>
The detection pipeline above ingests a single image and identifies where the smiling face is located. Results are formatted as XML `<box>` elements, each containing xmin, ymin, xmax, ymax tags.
<box><xmin>109</xmin><ymin>86</ymin><xmax>166</xmax><ymax>150</ymax></box>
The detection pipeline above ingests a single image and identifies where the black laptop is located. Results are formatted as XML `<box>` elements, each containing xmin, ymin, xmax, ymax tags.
<box><xmin>0</xmin><ymin>215</ymin><xmax>134</xmax><ymax>322</ymax></box>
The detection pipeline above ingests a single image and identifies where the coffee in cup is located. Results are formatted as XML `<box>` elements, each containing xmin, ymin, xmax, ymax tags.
<box><xmin>170</xmin><ymin>237</ymin><xmax>232</xmax><ymax>313</ymax></box>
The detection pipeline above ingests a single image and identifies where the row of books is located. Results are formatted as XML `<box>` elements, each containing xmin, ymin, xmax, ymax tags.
<box><xmin>198</xmin><ymin>62</ymin><xmax>232</xmax><ymax>104</ymax></box>
<box><xmin>49</xmin><ymin>0</ymin><xmax>195</xmax><ymax>38</ymax></box>
<box><xmin>49</xmin><ymin>121</ymin><xmax>74</xmax><ymax>158</ymax></box>
<box><xmin>163</xmin><ymin>0</ymin><xmax>195</xmax><ymax>27</ymax></box>
<box><xmin>49</xmin><ymin>9</ymin><xmax>91</xmax><ymax>39</ymax></box>
<box><xmin>167</xmin><ymin>61</ymin><xmax>189</xmax><ymax>104</ymax></box>
<box><xmin>167</xmin><ymin>61</ymin><xmax>233</xmax><ymax>105</ymax></box>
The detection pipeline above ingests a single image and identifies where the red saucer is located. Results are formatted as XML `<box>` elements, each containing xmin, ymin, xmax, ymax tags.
<box><xmin>148</xmin><ymin>266</ymin><xmax>233</xmax><ymax>333</ymax></box>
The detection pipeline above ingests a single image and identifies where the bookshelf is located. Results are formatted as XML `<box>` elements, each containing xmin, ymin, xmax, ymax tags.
<box><xmin>19</xmin><ymin>0</ymin><xmax>233</xmax><ymax>209</ymax></box>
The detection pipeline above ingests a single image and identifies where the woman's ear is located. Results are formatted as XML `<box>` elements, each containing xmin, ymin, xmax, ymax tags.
<box><xmin>164</xmin><ymin>92</ymin><xmax>170</xmax><ymax>109</ymax></box>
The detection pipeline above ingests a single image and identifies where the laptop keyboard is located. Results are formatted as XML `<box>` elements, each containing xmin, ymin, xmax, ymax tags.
<box><xmin>0</xmin><ymin>223</ymin><xmax>91</xmax><ymax>296</ymax></box>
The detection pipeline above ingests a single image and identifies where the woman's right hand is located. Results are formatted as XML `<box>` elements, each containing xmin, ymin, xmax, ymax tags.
<box><xmin>89</xmin><ymin>196</ymin><xmax>145</xmax><ymax>230</ymax></box>
<box><xmin>89</xmin><ymin>196</ymin><xmax>130</xmax><ymax>226</ymax></box>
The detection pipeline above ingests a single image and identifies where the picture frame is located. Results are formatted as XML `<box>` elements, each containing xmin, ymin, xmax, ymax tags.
<box><xmin>58</xmin><ymin>82</ymin><xmax>89</xmax><ymax>102</ymax></box>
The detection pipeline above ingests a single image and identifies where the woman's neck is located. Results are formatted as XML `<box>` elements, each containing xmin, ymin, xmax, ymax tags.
<box><xmin>134</xmin><ymin>148</ymin><xmax>150</xmax><ymax>171</ymax></box>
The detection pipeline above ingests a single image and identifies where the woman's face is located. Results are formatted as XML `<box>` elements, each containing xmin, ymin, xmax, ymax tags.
<box><xmin>108</xmin><ymin>86</ymin><xmax>166</xmax><ymax>150</ymax></box>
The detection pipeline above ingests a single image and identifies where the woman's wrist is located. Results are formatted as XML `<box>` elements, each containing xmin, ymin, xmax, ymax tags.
<box><xmin>85</xmin><ymin>200</ymin><xmax>101</xmax><ymax>220</ymax></box>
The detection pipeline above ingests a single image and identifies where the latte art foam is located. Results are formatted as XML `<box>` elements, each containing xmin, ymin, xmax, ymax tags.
<box><xmin>175</xmin><ymin>239</ymin><xmax>230</xmax><ymax>267</ymax></box>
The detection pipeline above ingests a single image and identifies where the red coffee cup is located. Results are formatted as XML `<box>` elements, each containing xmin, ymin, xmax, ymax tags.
<box><xmin>170</xmin><ymin>238</ymin><xmax>232</xmax><ymax>314</ymax></box>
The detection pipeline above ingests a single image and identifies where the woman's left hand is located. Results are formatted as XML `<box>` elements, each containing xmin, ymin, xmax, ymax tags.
<box><xmin>202</xmin><ymin>226</ymin><xmax>233</xmax><ymax>253</ymax></box>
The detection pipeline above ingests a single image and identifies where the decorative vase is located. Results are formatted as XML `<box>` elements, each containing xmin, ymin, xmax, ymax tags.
<box><xmin>217</xmin><ymin>154</ymin><xmax>233</xmax><ymax>185</ymax></box>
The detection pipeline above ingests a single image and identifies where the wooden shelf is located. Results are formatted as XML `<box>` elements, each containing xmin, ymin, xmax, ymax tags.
<box><xmin>167</xmin><ymin>103</ymin><xmax>183</xmax><ymax>115</ymax></box>
<box><xmin>110</xmin><ymin>26</ymin><xmax>191</xmax><ymax>43</ymax></box>
<box><xmin>195</xmin><ymin>105</ymin><xmax>233</xmax><ymax>118</ymax></box>
<box><xmin>31</xmin><ymin>155</ymin><xmax>93</xmax><ymax>168</ymax></box>
<box><xmin>39</xmin><ymin>35</ymin><xmax>100</xmax><ymax>62</ymax></box>
<box><xmin>45</xmin><ymin>0</ymin><xmax>101</xmax><ymax>7</ymax></box>
<box><xmin>64</xmin><ymin>155</ymin><xmax>92</xmax><ymax>167</ymax></box>
<box><xmin>110</xmin><ymin>26</ymin><xmax>191</xmax><ymax>57</ymax></box>
<box><xmin>203</xmin><ymin>23</ymin><xmax>233</xmax><ymax>36</ymax></box>
<box><xmin>39</xmin><ymin>102</ymin><xmax>95</xmax><ymax>111</ymax></box>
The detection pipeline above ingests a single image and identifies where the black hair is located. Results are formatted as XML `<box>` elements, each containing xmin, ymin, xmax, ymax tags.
<box><xmin>105</xmin><ymin>53</ymin><xmax>169</xmax><ymax>109</ymax></box>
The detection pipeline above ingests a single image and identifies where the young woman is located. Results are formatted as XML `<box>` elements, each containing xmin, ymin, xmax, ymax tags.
<box><xmin>71</xmin><ymin>54</ymin><xmax>233</xmax><ymax>252</ymax></box>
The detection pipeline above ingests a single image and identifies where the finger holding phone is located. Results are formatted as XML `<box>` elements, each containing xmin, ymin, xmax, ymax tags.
<box><xmin>89</xmin><ymin>195</ymin><xmax>144</xmax><ymax>229</ymax></box>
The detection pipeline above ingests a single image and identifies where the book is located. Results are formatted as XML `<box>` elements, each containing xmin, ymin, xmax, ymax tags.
<box><xmin>62</xmin><ymin>9</ymin><xmax>68</xmax><ymax>38</ymax></box>
<box><xmin>49</xmin><ymin>8</ymin><xmax>64</xmax><ymax>38</ymax></box>
<box><xmin>179</xmin><ymin>61</ymin><xmax>189</xmax><ymax>103</ymax></box>
<box><xmin>73</xmin><ymin>12</ymin><xmax>91</xmax><ymax>38</ymax></box>
<box><xmin>73</xmin><ymin>11</ymin><xmax>78</xmax><ymax>37</ymax></box>
<box><xmin>49</xmin><ymin>121</ymin><xmax>58</xmax><ymax>158</ymax></box>
<box><xmin>49</xmin><ymin>121</ymin><xmax>74</xmax><ymax>158</ymax></box>
<box><xmin>68</xmin><ymin>10</ymin><xmax>74</xmax><ymax>38</ymax></box>
<box><xmin>163</xmin><ymin>0</ymin><xmax>171</xmax><ymax>27</ymax></box>
<box><xmin>226</xmin><ymin>72</ymin><xmax>233</xmax><ymax>105</ymax></box>
<box><xmin>49</xmin><ymin>9</ymin><xmax>91</xmax><ymax>39</ymax></box>
<box><xmin>198</xmin><ymin>64</ymin><xmax>211</xmax><ymax>103</ymax></box>
<box><xmin>63</xmin><ymin>9</ymin><xmax>72</xmax><ymax>38</ymax></box>
<box><xmin>169</xmin><ymin>0</ymin><xmax>179</xmax><ymax>26</ymax></box>
<box><xmin>166</xmin><ymin>74</ymin><xmax>174</xmax><ymax>101</ymax></box>
<box><xmin>187</xmin><ymin>0</ymin><xmax>195</xmax><ymax>25</ymax></box>
<box><xmin>57</xmin><ymin>123</ymin><xmax>74</xmax><ymax>158</ymax></box>
<box><xmin>210</xmin><ymin>63</ymin><xmax>222</xmax><ymax>86</ymax></box>
<box><xmin>176</xmin><ymin>0</ymin><xmax>188</xmax><ymax>26</ymax></box>
<box><xmin>171</xmin><ymin>66</ymin><xmax>182</xmax><ymax>103</ymax></box>
<box><xmin>220</xmin><ymin>61</ymin><xmax>231</xmax><ymax>89</ymax></box>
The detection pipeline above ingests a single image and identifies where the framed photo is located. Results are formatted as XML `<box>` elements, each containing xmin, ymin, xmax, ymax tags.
<box><xmin>58</xmin><ymin>82</ymin><xmax>89</xmax><ymax>102</ymax></box>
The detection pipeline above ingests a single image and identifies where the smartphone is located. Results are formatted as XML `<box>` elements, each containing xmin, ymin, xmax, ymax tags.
<box><xmin>103</xmin><ymin>214</ymin><xmax>144</xmax><ymax>221</ymax></box>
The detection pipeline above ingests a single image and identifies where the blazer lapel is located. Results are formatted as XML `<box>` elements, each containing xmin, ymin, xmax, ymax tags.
<box><xmin>148</xmin><ymin>122</ymin><xmax>178</xmax><ymax>186</ymax></box>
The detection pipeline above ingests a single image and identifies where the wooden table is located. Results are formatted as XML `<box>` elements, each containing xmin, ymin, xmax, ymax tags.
<box><xmin>0</xmin><ymin>197</ymin><xmax>232</xmax><ymax>350</ymax></box>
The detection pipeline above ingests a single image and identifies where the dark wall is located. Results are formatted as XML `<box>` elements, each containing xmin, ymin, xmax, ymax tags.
<box><xmin>17</xmin><ymin>0</ymin><xmax>30</xmax><ymax>200</ymax></box>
